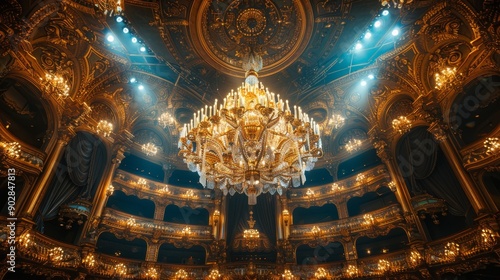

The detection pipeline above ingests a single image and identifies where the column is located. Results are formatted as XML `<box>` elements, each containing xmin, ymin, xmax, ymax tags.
<box><xmin>91</xmin><ymin>145</ymin><xmax>126</xmax><ymax>218</ymax></box>
<box><xmin>23</xmin><ymin>129</ymin><xmax>74</xmax><ymax>219</ymax></box>
<box><xmin>145</xmin><ymin>243</ymin><xmax>160</xmax><ymax>262</ymax></box>
<box><xmin>371</xmin><ymin>137</ymin><xmax>427</xmax><ymax>242</ymax></box>
<box><xmin>336</xmin><ymin>198</ymin><xmax>349</xmax><ymax>219</ymax></box>
<box><xmin>276</xmin><ymin>196</ymin><xmax>283</xmax><ymax>240</ymax></box>
<box><xmin>154</xmin><ymin>202</ymin><xmax>166</xmax><ymax>221</ymax></box>
<box><xmin>219</xmin><ymin>196</ymin><xmax>227</xmax><ymax>240</ymax></box>
<box><xmin>429</xmin><ymin>123</ymin><xmax>489</xmax><ymax>214</ymax></box>
<box><xmin>79</xmin><ymin>145</ymin><xmax>126</xmax><ymax>244</ymax></box>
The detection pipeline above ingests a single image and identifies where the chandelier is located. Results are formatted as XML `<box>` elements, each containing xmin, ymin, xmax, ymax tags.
<box><xmin>484</xmin><ymin>137</ymin><xmax>500</xmax><ymax>154</ymax></box>
<box><xmin>1</xmin><ymin>141</ymin><xmax>21</xmax><ymax>159</ymax></box>
<box><xmin>378</xmin><ymin>259</ymin><xmax>390</xmax><ymax>273</ymax></box>
<box><xmin>392</xmin><ymin>116</ymin><xmax>412</xmax><ymax>134</ymax></box>
<box><xmin>96</xmin><ymin>120</ymin><xmax>113</xmax><ymax>137</ymax></box>
<box><xmin>345</xmin><ymin>139</ymin><xmax>362</xmax><ymax>153</ymax></box>
<box><xmin>178</xmin><ymin>52</ymin><xmax>323</xmax><ymax>205</ymax></box>
<box><xmin>158</xmin><ymin>112</ymin><xmax>175</xmax><ymax>128</ymax></box>
<box><xmin>142</xmin><ymin>142</ymin><xmax>158</xmax><ymax>156</ymax></box>
<box><xmin>175</xmin><ymin>269</ymin><xmax>188</xmax><ymax>279</ymax></box>
<box><xmin>444</xmin><ymin>242</ymin><xmax>460</xmax><ymax>261</ymax></box>
<box><xmin>434</xmin><ymin>67</ymin><xmax>461</xmax><ymax>90</ymax></box>
<box><xmin>243</xmin><ymin>210</ymin><xmax>260</xmax><ymax>251</ymax></box>
<box><xmin>315</xmin><ymin>267</ymin><xmax>328</xmax><ymax>279</ymax></box>
<box><xmin>329</xmin><ymin>113</ymin><xmax>345</xmax><ymax>129</ymax></box>
<box><xmin>40</xmin><ymin>73</ymin><xmax>70</xmax><ymax>99</ymax></box>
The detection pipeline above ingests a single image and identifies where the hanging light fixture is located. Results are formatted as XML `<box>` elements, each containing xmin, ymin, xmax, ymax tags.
<box><xmin>243</xmin><ymin>210</ymin><xmax>260</xmax><ymax>251</ymax></box>
<box><xmin>1</xmin><ymin>141</ymin><xmax>21</xmax><ymax>159</ymax></box>
<box><xmin>40</xmin><ymin>73</ymin><xmax>71</xmax><ymax>99</ymax></box>
<box><xmin>392</xmin><ymin>116</ymin><xmax>412</xmax><ymax>134</ymax></box>
<box><xmin>484</xmin><ymin>137</ymin><xmax>500</xmax><ymax>154</ymax></box>
<box><xmin>345</xmin><ymin>139</ymin><xmax>362</xmax><ymax>153</ymax></box>
<box><xmin>178</xmin><ymin>51</ymin><xmax>323</xmax><ymax>205</ymax></box>
<box><xmin>96</xmin><ymin>120</ymin><xmax>114</xmax><ymax>137</ymax></box>
<box><xmin>142</xmin><ymin>142</ymin><xmax>158</xmax><ymax>156</ymax></box>
<box><xmin>158</xmin><ymin>112</ymin><xmax>175</xmax><ymax>128</ymax></box>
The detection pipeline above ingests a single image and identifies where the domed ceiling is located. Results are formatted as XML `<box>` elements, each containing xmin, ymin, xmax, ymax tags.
<box><xmin>120</xmin><ymin>0</ymin><xmax>384</xmax><ymax>103</ymax></box>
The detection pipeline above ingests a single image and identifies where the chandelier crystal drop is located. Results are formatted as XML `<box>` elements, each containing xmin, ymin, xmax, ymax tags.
<box><xmin>178</xmin><ymin>53</ymin><xmax>323</xmax><ymax>205</ymax></box>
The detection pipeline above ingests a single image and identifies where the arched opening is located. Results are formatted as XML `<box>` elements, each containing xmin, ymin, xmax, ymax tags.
<box><xmin>157</xmin><ymin>243</ymin><xmax>206</xmax><ymax>264</ymax></box>
<box><xmin>35</xmin><ymin>132</ymin><xmax>107</xmax><ymax>244</ymax></box>
<box><xmin>356</xmin><ymin>227</ymin><xmax>408</xmax><ymax>258</ymax></box>
<box><xmin>296</xmin><ymin>242</ymin><xmax>345</xmax><ymax>265</ymax></box>
<box><xmin>106</xmin><ymin>190</ymin><xmax>155</xmax><ymax>219</ymax></box>
<box><xmin>0</xmin><ymin>78</ymin><xmax>49</xmax><ymax>149</ymax></box>
<box><xmin>347</xmin><ymin>186</ymin><xmax>397</xmax><ymax>216</ymax></box>
<box><xmin>292</xmin><ymin>204</ymin><xmax>339</xmax><ymax>225</ymax></box>
<box><xmin>449</xmin><ymin>75</ymin><xmax>500</xmax><ymax>146</ymax></box>
<box><xmin>96</xmin><ymin>232</ymin><xmax>147</xmax><ymax>261</ymax></box>
<box><xmin>396</xmin><ymin>126</ymin><xmax>475</xmax><ymax>240</ymax></box>
<box><xmin>163</xmin><ymin>204</ymin><xmax>209</xmax><ymax>225</ymax></box>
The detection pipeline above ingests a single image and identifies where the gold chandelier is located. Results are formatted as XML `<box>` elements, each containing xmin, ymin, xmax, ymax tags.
<box><xmin>243</xmin><ymin>210</ymin><xmax>260</xmax><ymax>251</ymax></box>
<box><xmin>178</xmin><ymin>52</ymin><xmax>323</xmax><ymax>205</ymax></box>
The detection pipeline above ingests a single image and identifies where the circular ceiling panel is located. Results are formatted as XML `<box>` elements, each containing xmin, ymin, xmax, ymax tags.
<box><xmin>190</xmin><ymin>0</ymin><xmax>313</xmax><ymax>77</ymax></box>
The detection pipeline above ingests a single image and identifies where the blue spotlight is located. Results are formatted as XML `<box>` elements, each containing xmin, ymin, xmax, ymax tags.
<box><xmin>106</xmin><ymin>34</ymin><xmax>115</xmax><ymax>42</ymax></box>
<box><xmin>131</xmin><ymin>37</ymin><xmax>138</xmax><ymax>43</ymax></box>
<box><xmin>122</xmin><ymin>27</ymin><xmax>129</xmax><ymax>34</ymax></box>
<box><xmin>138</xmin><ymin>84</ymin><xmax>144</xmax><ymax>90</ymax></box>
<box><xmin>382</xmin><ymin>10</ymin><xmax>389</xmax><ymax>16</ymax></box>
<box><xmin>368</xmin><ymin>74</ymin><xmax>375</xmax><ymax>80</ymax></box>
<box><xmin>130</xmin><ymin>77</ymin><xmax>137</xmax><ymax>83</ymax></box>
<box><xmin>392</xmin><ymin>28</ymin><xmax>400</xmax><ymax>36</ymax></box>
<box><xmin>355</xmin><ymin>42</ymin><xmax>362</xmax><ymax>50</ymax></box>
<box><xmin>116</xmin><ymin>16</ymin><xmax>123</xmax><ymax>23</ymax></box>
<box><xmin>374</xmin><ymin>20</ymin><xmax>382</xmax><ymax>28</ymax></box>
<box><xmin>140</xmin><ymin>46</ymin><xmax>146</xmax><ymax>52</ymax></box>
<box><xmin>364</xmin><ymin>32</ymin><xmax>372</xmax><ymax>39</ymax></box>
<box><xmin>360</xmin><ymin>80</ymin><xmax>367</xmax><ymax>86</ymax></box>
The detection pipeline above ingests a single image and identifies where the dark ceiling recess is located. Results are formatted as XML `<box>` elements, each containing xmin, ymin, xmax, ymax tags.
<box><xmin>118</xmin><ymin>154</ymin><xmax>165</xmax><ymax>182</ymax></box>
<box><xmin>106</xmin><ymin>190</ymin><xmax>155</xmax><ymax>219</ymax></box>
<box><xmin>96</xmin><ymin>232</ymin><xmax>147</xmax><ymax>261</ymax></box>
<box><xmin>338</xmin><ymin>149</ymin><xmax>382</xmax><ymax>179</ymax></box>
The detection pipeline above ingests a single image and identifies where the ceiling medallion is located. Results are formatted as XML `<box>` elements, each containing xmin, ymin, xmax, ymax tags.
<box><xmin>190</xmin><ymin>0</ymin><xmax>313</xmax><ymax>77</ymax></box>
<box><xmin>178</xmin><ymin>52</ymin><xmax>323</xmax><ymax>205</ymax></box>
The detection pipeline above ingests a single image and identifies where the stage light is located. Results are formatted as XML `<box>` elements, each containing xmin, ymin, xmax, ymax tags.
<box><xmin>140</xmin><ymin>46</ymin><xmax>146</xmax><ymax>52</ymax></box>
<box><xmin>364</xmin><ymin>32</ymin><xmax>372</xmax><ymax>39</ymax></box>
<box><xmin>116</xmin><ymin>16</ymin><xmax>123</xmax><ymax>23</ymax></box>
<box><xmin>368</xmin><ymin>74</ymin><xmax>375</xmax><ymax>80</ymax></box>
<box><xmin>106</xmin><ymin>34</ymin><xmax>115</xmax><ymax>42</ymax></box>
<box><xmin>361</xmin><ymin>80</ymin><xmax>367</xmax><ymax>86</ymax></box>
<box><xmin>138</xmin><ymin>84</ymin><xmax>144</xmax><ymax>90</ymax></box>
<box><xmin>355</xmin><ymin>42</ymin><xmax>362</xmax><ymax>50</ymax></box>
<box><xmin>392</xmin><ymin>28</ymin><xmax>400</xmax><ymax>36</ymax></box>
<box><xmin>374</xmin><ymin>20</ymin><xmax>382</xmax><ymax>28</ymax></box>
<box><xmin>382</xmin><ymin>10</ymin><xmax>389</xmax><ymax>16</ymax></box>
<box><xmin>130</xmin><ymin>77</ymin><xmax>136</xmax><ymax>83</ymax></box>
<box><xmin>122</xmin><ymin>27</ymin><xmax>129</xmax><ymax>34</ymax></box>
<box><xmin>131</xmin><ymin>37</ymin><xmax>138</xmax><ymax>43</ymax></box>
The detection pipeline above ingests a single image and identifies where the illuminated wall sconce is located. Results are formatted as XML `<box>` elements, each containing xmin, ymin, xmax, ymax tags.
<box><xmin>345</xmin><ymin>139</ymin><xmax>362</xmax><ymax>153</ymax></box>
<box><xmin>107</xmin><ymin>184</ymin><xmax>115</xmax><ymax>196</ymax></box>
<box><xmin>142</xmin><ymin>142</ymin><xmax>158</xmax><ymax>156</ymax></box>
<box><xmin>444</xmin><ymin>242</ymin><xmax>460</xmax><ymax>261</ymax></box>
<box><xmin>0</xmin><ymin>141</ymin><xmax>21</xmax><ymax>159</ymax></box>
<box><xmin>388</xmin><ymin>181</ymin><xmax>397</xmax><ymax>192</ymax></box>
<box><xmin>392</xmin><ymin>116</ymin><xmax>412</xmax><ymax>134</ymax></box>
<box><xmin>306</xmin><ymin>188</ymin><xmax>315</xmax><ymax>198</ymax></box>
<box><xmin>96</xmin><ymin>120</ymin><xmax>114</xmax><ymax>137</ymax></box>
<box><xmin>484</xmin><ymin>137</ymin><xmax>500</xmax><ymax>154</ymax></box>
<box><xmin>213</xmin><ymin>210</ymin><xmax>220</xmax><ymax>225</ymax></box>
